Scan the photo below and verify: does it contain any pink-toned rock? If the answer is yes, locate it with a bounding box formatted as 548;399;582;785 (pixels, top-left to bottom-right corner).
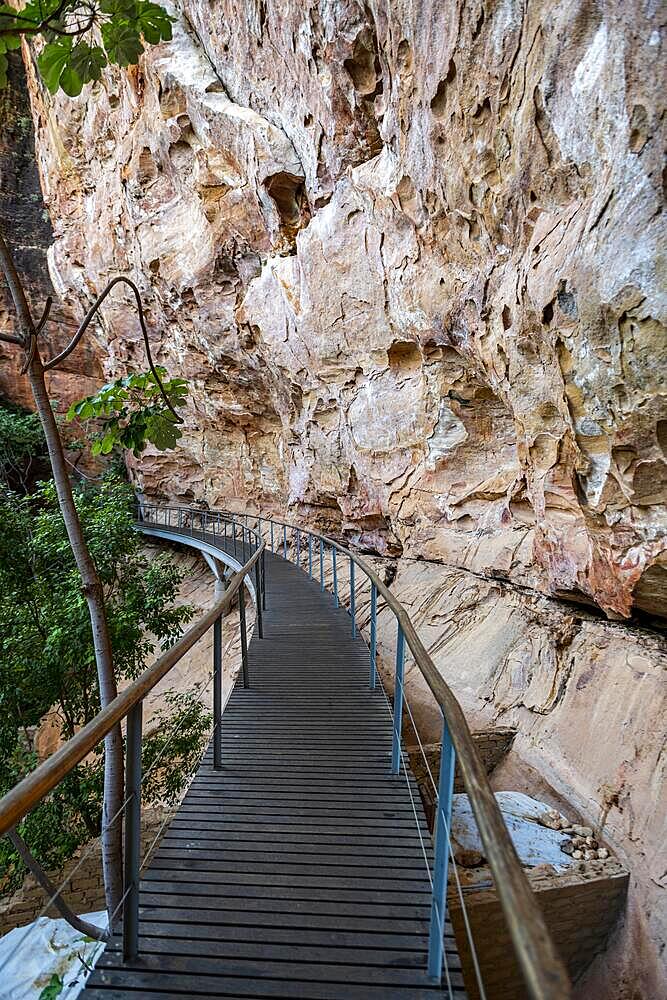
0;3;664;998
10;1;664;621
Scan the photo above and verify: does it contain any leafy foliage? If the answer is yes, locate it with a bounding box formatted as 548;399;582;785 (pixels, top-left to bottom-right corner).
0;474;211;892
0;0;173;96
39;975;64;1000
66;367;189;457
0;399;48;491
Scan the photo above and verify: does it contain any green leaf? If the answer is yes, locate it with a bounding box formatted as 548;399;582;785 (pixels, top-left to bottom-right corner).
145;412;181;451
59;64;83;98
0;5;31;39
0;31;22;55
70;42;107;85
39;974;64;1000
101;20;144;67
99;0;137;14
99;431;116;455
37;37;72;94
135;0;173;44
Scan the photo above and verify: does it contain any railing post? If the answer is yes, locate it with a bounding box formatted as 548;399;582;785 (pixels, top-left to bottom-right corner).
239;586;249;688
254;560;263;639
308;535;313;578
283;524;287;560
428;716;456;981
391;624;405;774
258;516;263;543
332;548;338;607
319;539;324;592
213;615;222;770
270;521;274;552
233;521;238;558
123;701;142;962
350;558;356;637
261;548;267;610
369;582;377;689
296;529;301;566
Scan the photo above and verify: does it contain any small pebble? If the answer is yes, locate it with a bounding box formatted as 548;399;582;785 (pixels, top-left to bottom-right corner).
584;850;597;861
573;850;583;860
572;825;593;838
597;848;609;860
561;840;574;855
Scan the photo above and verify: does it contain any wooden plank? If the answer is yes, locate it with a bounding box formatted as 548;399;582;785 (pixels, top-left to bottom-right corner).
94;951;466;990
80;544;462;999
112;920;455;950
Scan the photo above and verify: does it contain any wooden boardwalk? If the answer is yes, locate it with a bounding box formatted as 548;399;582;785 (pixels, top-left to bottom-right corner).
83;541;466;998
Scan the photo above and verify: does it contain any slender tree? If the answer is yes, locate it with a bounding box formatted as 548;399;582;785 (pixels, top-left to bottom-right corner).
0;231;186;922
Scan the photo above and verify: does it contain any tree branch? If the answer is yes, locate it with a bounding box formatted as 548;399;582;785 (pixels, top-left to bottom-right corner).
19;296;52;374
36;296;53;333
0;234;35;344
44;275;183;423
8;828;108;941
0;330;24;345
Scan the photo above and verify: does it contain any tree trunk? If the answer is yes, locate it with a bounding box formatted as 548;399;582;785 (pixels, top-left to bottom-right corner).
27;346;125;920
0;233;124;922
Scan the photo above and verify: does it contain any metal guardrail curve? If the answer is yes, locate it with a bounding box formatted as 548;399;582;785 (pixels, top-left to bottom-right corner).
0;502;570;998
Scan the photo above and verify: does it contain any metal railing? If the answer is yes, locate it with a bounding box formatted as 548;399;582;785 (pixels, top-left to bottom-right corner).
215;506;571;1000
0;501;571;997
0;506;264;962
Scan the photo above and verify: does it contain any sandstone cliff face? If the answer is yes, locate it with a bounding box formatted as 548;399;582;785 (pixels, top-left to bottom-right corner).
0;54;103;414
21;0;666;621
7;1;667;996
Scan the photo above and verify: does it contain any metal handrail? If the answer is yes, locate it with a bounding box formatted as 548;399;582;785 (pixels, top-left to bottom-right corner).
0;525;262;835
0;501;570;996
217;507;571;1000
0;514;264;960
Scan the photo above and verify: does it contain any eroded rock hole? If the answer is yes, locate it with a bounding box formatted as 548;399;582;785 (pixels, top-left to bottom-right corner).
137;147;158;185
387;340;422;372
430;61;456;117
264;171;310;230
557;283;578;318
344;30;382;96
629;104;649;153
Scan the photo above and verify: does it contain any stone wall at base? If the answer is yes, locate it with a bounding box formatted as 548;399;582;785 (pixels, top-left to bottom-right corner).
449;860;629;1000
407;728;517;828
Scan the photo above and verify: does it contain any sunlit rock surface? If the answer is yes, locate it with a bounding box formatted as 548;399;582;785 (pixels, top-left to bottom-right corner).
0;53;103;415
20;2;666;620
6;2;666;996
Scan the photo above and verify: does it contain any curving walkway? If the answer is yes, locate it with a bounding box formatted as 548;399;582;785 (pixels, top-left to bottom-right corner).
82;532;466;998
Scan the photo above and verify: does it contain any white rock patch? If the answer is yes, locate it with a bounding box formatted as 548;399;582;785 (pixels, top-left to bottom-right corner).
0;912;106;999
